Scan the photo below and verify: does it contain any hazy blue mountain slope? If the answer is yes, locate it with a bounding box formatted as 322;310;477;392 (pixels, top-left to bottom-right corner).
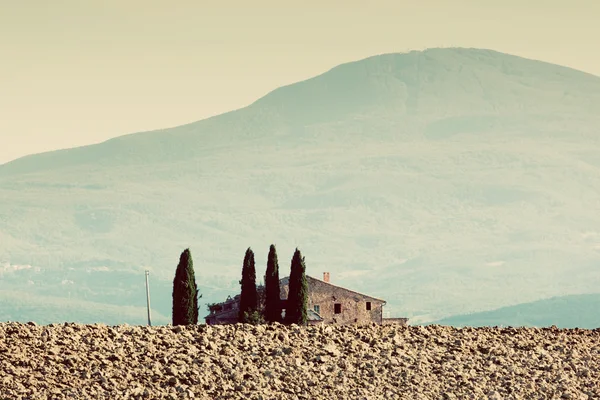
430;294;600;329
0;291;170;326
2;48;599;176
1;48;600;325
254;48;600;124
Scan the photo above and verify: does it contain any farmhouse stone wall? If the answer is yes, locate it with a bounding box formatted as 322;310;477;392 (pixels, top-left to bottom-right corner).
206;275;393;326
280;276;385;325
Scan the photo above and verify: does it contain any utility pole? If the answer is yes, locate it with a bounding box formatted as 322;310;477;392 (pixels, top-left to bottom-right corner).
145;270;152;326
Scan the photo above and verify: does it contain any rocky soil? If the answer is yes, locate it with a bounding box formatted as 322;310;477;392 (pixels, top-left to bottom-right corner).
0;322;599;400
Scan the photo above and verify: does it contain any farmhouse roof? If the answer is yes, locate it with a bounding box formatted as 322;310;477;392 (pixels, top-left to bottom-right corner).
280;275;386;304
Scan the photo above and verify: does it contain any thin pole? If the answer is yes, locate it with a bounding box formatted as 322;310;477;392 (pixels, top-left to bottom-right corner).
145;270;152;326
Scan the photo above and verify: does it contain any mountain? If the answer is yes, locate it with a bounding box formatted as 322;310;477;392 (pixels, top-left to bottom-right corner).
0;289;170;326
430;293;600;329
1;47;600;325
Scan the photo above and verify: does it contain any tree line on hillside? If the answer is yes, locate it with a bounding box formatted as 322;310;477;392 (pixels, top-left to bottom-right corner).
171;245;308;326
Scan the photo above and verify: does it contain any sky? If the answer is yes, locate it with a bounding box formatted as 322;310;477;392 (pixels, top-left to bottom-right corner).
1;0;599;164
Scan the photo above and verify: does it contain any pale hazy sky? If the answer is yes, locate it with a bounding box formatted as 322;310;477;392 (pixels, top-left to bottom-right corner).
1;1;599;164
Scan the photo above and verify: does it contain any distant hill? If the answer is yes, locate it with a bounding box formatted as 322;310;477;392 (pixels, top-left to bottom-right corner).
1;47;600;325
430;294;600;329
0;290;170;326
3;47;600;176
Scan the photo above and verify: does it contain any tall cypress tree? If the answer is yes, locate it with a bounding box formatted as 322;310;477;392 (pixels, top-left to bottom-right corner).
172;248;200;326
263;244;282;323
239;247;258;323
284;248;308;326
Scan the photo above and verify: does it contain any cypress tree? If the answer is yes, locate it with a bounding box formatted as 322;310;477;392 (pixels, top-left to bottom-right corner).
263;244;282;323
239;247;258;323
172;248;200;326
284;248;308;325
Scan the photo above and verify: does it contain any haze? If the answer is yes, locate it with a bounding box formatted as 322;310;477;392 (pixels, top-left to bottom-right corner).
1;0;599;164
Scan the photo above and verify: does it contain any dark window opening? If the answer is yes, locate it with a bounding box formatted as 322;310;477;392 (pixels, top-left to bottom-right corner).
314;305;320;314
334;303;342;314
366;302;372;311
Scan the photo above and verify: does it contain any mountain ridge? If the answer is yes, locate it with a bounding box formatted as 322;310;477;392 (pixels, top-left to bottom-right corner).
430;293;600;329
2;47;600;175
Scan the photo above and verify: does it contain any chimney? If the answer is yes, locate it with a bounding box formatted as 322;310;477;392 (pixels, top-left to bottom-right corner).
323;272;330;283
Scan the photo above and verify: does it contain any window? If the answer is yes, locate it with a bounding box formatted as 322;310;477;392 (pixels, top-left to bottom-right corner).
366;302;372;311
334;303;342;314
314;305;320;314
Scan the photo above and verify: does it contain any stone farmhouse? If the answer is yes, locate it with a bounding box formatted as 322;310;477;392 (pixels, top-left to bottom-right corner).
205;272;408;326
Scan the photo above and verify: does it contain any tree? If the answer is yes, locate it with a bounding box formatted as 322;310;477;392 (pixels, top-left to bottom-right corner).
284;248;308;325
239;247;258;323
172;248;200;325
263;244;282;323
